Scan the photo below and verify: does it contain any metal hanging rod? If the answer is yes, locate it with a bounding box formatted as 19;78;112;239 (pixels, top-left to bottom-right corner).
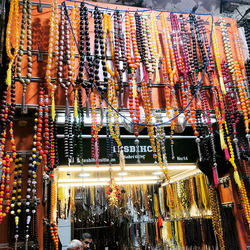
18;1;230;27
3;198;40;205
5;150;33;155
6;103;217;116
14;76;219;89
22;49;127;62
56;134;196;139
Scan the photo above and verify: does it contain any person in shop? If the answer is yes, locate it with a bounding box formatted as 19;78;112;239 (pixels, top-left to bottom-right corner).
67;239;83;250
81;233;93;250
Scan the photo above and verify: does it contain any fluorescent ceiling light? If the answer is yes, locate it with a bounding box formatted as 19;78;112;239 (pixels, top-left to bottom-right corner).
58;180;158;187
124;166;161;171
153;171;163;175
116;180;158;185
161;169;201;186
58;166;121;172
58;176;159;183
58;164;196;172
59;178;110;183
117;172;128;176
79;173;90;177
167;165;196;170
58;182;108;187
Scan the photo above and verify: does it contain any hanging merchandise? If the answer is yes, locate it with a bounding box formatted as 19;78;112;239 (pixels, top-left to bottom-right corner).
0;0;250;248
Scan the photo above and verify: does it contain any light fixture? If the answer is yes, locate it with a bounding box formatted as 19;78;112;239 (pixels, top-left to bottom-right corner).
58;180;158;187
58;164;197;172
58;166;121;172
118;172;128;176
79;173;90;177
58;182;108;187
58;178;110;183
167;165;196;170
161;169;201;186
58;176;159;183
153;171;163;176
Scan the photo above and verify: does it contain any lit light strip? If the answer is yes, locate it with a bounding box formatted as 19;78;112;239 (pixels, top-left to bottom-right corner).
161;169;202;186
116;180;158;185
58;164;196;172
58;166;121;172
58;182;108;187
58;180;158;187
58;176;159;183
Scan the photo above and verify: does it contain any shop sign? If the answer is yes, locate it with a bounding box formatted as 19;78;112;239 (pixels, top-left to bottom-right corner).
58;137;198;165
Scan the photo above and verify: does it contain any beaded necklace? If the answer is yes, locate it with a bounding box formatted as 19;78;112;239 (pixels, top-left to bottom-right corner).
17;0;32;113
220;18;241;106
220;18;235;79
60;4;74;165
189;15;219;185
10;156;22;246
223;120;250;228
113;12;125;104
140;15;156;107
221;62;241;157
5;0;19;87
155;113;169;180
231;20;250;98
114;11;127;106
190;14;207;72
91;89;102;167
171;14;202;159
160;14;178;159
125;12;141;159
46;0;58;121
78;3;91;116
209;185;225;250
93;6;108;96
197;17;214;71
179;15;192;74
0;64;16;130
24;113;42;248
103;13;118;81
200;174;210;211
107;79;121;147
210;17;226;94
103;14;122;155
70;4;79;120
189;15;199;83
0;153;11;224
140;80;157;161
125;12;140;98
44;90;51;172
150;12;162;83
90;7;109;167
50;182;59;250
233;62;250;144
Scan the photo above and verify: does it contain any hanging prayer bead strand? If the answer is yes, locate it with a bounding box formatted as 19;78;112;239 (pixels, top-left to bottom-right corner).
46;0;57;121
150;12;162;83
17;0;32;113
114;11;127;107
125;12;141;161
160;13;178;159
140;79;157;162
5;0;19;87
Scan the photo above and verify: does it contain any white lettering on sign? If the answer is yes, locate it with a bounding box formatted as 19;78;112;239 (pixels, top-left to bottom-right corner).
123;146;129;153
140;146;147;152
130;146;136;152
113;145;152;153
177;156;188;161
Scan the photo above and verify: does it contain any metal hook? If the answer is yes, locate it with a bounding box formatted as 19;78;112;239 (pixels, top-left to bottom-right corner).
37;42;43;62
37;0;43;13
